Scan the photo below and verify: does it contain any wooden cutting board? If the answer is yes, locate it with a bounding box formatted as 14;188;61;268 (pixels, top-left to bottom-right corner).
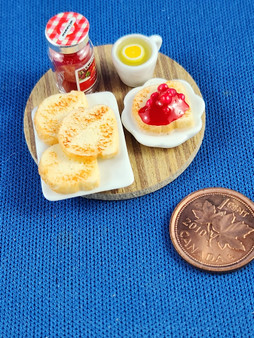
24;44;206;200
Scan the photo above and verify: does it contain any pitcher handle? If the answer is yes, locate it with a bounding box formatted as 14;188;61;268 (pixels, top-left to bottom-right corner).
149;35;162;51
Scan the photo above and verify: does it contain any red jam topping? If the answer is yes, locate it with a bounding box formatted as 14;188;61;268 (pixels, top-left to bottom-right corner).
138;83;190;126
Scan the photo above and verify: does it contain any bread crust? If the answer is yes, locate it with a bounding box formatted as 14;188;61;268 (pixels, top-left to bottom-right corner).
58;105;119;160
34;91;88;145
132;80;194;134
38;144;99;194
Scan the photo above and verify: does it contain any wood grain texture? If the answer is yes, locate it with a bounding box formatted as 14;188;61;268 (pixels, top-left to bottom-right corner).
23;44;206;200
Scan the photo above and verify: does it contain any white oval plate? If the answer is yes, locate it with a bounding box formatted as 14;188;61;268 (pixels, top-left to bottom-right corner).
121;78;205;148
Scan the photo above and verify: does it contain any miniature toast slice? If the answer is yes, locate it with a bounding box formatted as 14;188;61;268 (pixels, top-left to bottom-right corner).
38;144;99;194
58;105;119;160
132;80;194;134
34;91;88;145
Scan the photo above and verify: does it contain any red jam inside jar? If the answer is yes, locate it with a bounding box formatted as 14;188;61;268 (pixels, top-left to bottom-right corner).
45;12;98;93
138;83;190;125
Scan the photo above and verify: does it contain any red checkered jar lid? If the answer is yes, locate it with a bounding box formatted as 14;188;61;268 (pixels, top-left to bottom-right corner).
45;12;90;54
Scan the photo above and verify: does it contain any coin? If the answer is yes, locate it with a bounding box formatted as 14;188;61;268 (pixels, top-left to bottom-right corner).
169;188;254;272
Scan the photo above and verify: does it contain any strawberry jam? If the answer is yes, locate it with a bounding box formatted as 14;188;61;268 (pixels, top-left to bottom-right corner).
138;83;189;125
48;44;97;93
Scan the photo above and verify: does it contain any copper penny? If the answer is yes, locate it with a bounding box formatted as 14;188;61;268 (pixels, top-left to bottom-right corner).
169;188;254;272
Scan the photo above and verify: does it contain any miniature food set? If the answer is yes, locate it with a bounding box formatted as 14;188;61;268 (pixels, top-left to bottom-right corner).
24;12;205;200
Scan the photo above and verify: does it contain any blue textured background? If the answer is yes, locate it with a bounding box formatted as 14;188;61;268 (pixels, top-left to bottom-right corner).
0;0;253;337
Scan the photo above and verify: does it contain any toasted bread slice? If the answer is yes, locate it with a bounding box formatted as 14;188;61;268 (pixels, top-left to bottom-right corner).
34;91;88;145
58;105;119;160
132;80;194;134
38;144;99;194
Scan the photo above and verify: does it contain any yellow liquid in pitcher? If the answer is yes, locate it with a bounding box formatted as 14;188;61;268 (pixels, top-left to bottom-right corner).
117;37;152;66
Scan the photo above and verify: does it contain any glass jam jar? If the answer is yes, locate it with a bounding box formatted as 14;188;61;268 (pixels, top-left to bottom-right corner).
45;12;98;93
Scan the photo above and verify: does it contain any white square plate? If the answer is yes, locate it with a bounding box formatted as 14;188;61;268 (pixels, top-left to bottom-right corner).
32;91;134;201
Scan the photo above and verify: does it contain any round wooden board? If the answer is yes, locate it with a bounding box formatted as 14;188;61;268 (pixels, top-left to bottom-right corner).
24;44;205;200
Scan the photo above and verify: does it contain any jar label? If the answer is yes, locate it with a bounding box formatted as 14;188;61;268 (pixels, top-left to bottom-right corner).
59;17;76;41
75;55;97;92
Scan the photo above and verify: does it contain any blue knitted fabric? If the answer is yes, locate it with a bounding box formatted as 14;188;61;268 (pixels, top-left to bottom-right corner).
0;0;253;337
